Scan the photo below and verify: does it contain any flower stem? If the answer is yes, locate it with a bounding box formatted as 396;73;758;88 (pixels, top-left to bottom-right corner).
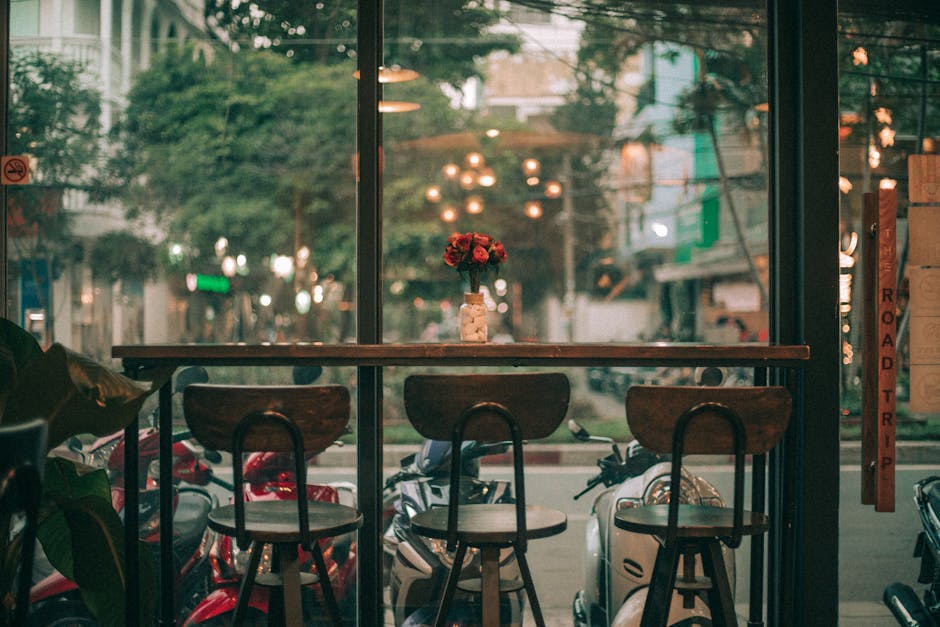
469;268;481;293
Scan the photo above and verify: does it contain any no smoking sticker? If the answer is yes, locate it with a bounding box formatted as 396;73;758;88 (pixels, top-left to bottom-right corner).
1;156;30;185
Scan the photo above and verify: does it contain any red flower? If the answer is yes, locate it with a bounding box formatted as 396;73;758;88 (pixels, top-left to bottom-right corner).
442;231;507;291
490;241;507;263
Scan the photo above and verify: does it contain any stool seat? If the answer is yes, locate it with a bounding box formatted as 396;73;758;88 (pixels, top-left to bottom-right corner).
411;503;567;545
616;504;768;538
208;500;362;544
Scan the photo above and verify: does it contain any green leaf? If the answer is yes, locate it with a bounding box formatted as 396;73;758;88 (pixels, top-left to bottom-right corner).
36;458;156;627
2;344;155;448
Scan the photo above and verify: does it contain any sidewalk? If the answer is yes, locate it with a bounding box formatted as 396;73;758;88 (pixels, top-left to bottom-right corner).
314;440;940;467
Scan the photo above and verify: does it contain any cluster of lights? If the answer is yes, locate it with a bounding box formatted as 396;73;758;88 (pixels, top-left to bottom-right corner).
424;135;563;222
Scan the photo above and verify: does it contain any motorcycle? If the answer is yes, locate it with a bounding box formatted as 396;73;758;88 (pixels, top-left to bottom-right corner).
27;366;221;626
884;476;940;627
569;419;734;627
182;414;357;625
385;439;524;627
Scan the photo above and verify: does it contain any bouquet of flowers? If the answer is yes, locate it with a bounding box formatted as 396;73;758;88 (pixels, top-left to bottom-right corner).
443;231;507;293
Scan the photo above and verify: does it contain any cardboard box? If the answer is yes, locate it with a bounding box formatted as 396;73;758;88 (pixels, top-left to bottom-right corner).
909;267;940;317
908;206;940;266
910;364;940;414
909;155;940;203
910;316;940;364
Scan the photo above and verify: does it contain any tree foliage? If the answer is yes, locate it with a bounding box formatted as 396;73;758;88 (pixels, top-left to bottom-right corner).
6;51;103;268
205;0;519;86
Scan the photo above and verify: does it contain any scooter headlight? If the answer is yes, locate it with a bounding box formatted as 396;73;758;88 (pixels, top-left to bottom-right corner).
422;537;477;569
643;474;698;506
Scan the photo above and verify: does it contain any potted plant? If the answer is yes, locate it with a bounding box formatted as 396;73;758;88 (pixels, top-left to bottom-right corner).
0;318;170;627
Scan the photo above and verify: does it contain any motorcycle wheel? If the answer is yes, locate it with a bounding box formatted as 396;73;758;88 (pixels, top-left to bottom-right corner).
27;600;98;627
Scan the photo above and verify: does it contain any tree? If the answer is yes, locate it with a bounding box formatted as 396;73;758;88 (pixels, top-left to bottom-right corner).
6;51;104;341
115;44;469;340
205;0;519;86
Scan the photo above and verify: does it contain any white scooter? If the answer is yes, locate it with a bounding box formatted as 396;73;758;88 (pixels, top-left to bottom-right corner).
570;418;735;627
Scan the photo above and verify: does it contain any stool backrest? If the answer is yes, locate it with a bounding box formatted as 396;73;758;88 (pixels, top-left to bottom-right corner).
625;385;792;455
626;385;791;548
404;373;570;442
183;384;350;454
183;384;350;550
404;373;570;552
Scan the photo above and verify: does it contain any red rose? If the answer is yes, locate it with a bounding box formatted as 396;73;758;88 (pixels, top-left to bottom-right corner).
490;241;507;263
474;234;493;248
471;245;490;265
455;232;474;252
444;247;463;267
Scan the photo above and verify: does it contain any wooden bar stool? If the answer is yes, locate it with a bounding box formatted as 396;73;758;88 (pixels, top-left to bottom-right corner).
615;385;792;627
183;384;362;627
403;373;570;627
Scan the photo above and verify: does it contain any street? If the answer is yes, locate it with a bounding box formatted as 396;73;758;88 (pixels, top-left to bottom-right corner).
303;461;934;625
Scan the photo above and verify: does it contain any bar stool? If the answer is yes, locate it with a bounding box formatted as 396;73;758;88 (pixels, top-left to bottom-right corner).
0;418;48;626
183;384;362;627
615;385;792;627
403;373;570;627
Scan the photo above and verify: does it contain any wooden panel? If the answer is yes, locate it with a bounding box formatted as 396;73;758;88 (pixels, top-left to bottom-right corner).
910;267;940;316
910;317;940;364
113;343;811;369
907;206;940;266
183;384;350;454
908;154;940;203
876;189;896;512
911;365;940;413
624;385;791;455
403;373;570;441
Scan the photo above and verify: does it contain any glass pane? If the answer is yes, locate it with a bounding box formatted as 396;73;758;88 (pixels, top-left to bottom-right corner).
382;1;770;346
380;1;769;624
6;1;357;359
837;9;940;624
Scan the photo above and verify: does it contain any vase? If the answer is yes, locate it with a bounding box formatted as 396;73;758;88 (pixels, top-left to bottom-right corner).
459;292;487;342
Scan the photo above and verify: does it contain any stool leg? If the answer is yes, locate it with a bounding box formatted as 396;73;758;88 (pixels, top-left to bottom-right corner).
279;543;303;627
640;541;681;627
480;546;500;627
515;550;547;627
433;542;468;627
310;539;344;626
233;541;264;627
701;539;737;627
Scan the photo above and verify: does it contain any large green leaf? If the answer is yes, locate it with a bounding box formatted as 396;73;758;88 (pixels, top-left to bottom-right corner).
37;458;156;627
2;344;161;447
0;318;44;405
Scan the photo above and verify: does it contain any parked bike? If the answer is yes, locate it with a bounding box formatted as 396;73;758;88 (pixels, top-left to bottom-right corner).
569;419;733;627
385;439;524;626
27;366;220;626
182;366;358;627
884;476;940;627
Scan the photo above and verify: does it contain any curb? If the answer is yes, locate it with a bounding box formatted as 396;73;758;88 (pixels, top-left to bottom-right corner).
312;441;940;468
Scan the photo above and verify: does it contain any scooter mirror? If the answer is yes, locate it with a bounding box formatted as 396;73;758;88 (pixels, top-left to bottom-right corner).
568;419;591;441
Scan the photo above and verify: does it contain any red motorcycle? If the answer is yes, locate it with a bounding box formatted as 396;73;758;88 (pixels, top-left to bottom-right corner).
182;447;358;626
27;367;220;626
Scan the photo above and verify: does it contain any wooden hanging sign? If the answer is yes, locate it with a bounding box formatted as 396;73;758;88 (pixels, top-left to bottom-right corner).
875;188;896;512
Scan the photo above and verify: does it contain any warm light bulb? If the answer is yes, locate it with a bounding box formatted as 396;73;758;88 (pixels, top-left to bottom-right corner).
879;178;897;190
441;206;458;222
465;196;484;215
522;158;541;177
524;200;543;219
868;146;881;169
477;168;496;188
852;47;868;66
459;170;476;190
485;128;500;138
879;127;896;147
465;152;485;168
839;177;853;194
442;163;460;180
544;180;563;198
425;185;442;202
